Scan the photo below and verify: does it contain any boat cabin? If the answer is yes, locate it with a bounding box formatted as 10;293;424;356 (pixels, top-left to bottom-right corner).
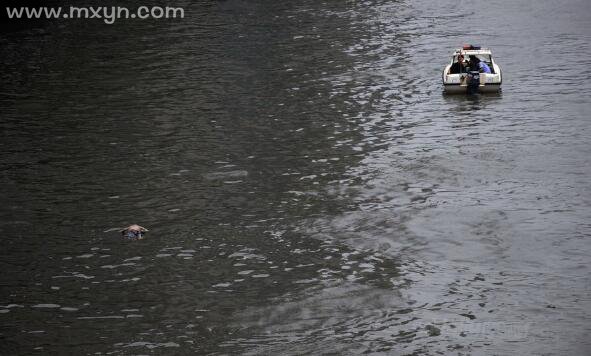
448;48;496;74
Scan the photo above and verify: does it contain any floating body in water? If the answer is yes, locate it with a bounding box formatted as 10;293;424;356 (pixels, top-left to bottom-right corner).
120;224;148;240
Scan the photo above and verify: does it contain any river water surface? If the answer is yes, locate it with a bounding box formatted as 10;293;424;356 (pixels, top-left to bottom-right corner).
1;0;590;355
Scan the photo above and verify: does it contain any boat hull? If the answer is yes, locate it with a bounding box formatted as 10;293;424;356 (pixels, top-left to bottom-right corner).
444;83;501;94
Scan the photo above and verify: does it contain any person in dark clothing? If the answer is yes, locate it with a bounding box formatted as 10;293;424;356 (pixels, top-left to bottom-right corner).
449;54;466;74
468;55;492;73
468;55;480;71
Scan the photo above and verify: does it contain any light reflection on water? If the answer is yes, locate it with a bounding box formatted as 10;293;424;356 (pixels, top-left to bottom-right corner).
1;0;590;354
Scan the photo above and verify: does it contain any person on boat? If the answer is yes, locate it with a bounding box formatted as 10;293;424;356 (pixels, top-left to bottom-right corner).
450;54;467;74
478;60;492;73
469;55;491;73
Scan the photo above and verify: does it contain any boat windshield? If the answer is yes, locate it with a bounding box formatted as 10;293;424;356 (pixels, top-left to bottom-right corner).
471;54;491;63
454;54;491;62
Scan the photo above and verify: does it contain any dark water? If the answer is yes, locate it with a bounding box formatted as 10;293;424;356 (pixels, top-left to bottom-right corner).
1;0;590;354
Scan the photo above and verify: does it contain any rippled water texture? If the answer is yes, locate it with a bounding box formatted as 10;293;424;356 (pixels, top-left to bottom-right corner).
1;0;590;354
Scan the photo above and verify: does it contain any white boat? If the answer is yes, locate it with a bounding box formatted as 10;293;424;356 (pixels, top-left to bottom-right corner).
442;45;502;94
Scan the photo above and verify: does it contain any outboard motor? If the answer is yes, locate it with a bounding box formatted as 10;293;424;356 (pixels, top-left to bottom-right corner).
466;71;480;94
